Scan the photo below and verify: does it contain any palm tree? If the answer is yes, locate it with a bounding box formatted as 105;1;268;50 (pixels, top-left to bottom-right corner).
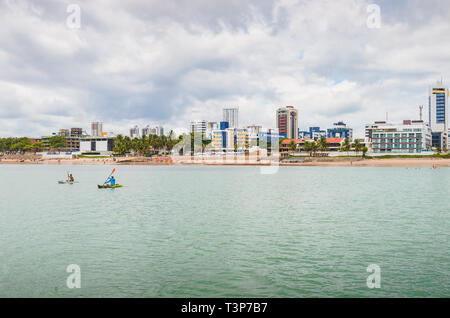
289;140;297;155
340;138;351;155
317;136;328;154
362;146;368;157
303;141;318;156
303;141;312;156
311;141;319;156
123;136;132;154
352;139;363;156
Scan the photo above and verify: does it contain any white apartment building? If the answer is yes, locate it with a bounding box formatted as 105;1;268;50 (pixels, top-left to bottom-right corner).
190;120;207;134
142;125;164;137
223;108;239;128
130;125;140;138
370;120;432;153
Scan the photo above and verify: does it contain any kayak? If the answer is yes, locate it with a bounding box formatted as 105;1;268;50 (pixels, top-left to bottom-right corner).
58;181;78;184
97;184;123;189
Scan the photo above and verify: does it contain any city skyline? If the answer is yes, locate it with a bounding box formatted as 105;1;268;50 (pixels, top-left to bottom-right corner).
1;1;450;138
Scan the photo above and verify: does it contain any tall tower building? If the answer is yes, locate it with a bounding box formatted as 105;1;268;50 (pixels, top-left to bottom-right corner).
223;107;239;128
190;120;207;134
276;106;298;139
130;125;140;138
429;80;448;149
91;122;103;137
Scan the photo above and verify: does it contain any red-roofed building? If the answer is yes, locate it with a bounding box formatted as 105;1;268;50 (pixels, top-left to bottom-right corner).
280;138;345;153
280;139;304;153
326;138;345;151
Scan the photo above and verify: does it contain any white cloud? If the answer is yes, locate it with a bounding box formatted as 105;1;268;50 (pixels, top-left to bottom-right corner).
0;0;449;138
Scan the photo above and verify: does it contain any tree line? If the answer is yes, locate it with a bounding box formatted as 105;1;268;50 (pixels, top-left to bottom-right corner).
281;136;368;157
0;136;67;154
112;131;183;155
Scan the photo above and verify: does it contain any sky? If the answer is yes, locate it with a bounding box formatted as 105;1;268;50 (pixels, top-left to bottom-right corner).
0;0;449;138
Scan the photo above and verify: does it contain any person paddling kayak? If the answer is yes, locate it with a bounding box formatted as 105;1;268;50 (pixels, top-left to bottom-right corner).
68;174;74;182
105;175;116;187
98;169;122;188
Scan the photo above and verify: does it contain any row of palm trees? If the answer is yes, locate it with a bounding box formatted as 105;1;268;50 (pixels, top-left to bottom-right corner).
340;138;368;156
285;136;368;157
113;131;180;156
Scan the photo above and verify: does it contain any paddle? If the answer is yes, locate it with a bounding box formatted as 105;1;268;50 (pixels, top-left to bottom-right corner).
103;168;116;186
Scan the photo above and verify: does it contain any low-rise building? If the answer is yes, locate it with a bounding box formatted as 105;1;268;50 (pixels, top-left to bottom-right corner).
279;137;345;153
211;128;249;152
79;136;115;154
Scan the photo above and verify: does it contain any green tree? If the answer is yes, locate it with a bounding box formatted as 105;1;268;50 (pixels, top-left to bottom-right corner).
317;136;328;153
113;134;127;155
289;140;297;155
352;139;363;156
362;146;368;157
340;138;351;155
11;137;32;154
303;140;318;156
48;135;67;153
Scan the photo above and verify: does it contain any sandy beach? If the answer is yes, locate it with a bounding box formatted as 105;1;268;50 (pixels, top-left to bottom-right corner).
1;154;449;167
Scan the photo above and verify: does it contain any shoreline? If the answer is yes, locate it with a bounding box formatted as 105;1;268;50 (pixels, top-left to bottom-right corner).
1;156;449;167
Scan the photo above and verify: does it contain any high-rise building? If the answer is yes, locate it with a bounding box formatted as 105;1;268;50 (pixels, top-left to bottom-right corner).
142;125;151;136
276;106;298;139
58;129;69;137
190;120;207;134
70;128;83;137
247;125;262;135
130;125;140;138
142;125;164;137
91;122;103;137
429;80;448;149
223;107;239;128
327;121;353;141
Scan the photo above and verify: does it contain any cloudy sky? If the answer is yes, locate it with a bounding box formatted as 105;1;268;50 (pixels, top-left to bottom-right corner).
0;0;449;138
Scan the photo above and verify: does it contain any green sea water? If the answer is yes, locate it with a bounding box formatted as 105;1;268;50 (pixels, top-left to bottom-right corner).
0;164;448;297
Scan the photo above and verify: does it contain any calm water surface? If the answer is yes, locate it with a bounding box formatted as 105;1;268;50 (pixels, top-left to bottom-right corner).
0;164;448;297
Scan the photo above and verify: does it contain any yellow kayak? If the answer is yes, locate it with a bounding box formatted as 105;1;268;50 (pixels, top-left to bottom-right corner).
97;184;123;189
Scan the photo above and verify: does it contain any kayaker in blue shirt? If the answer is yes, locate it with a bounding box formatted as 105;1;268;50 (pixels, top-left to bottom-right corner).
105;176;116;186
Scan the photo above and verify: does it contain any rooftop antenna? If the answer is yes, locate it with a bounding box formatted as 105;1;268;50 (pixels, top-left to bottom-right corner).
386;111;388;122
419;105;423;121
